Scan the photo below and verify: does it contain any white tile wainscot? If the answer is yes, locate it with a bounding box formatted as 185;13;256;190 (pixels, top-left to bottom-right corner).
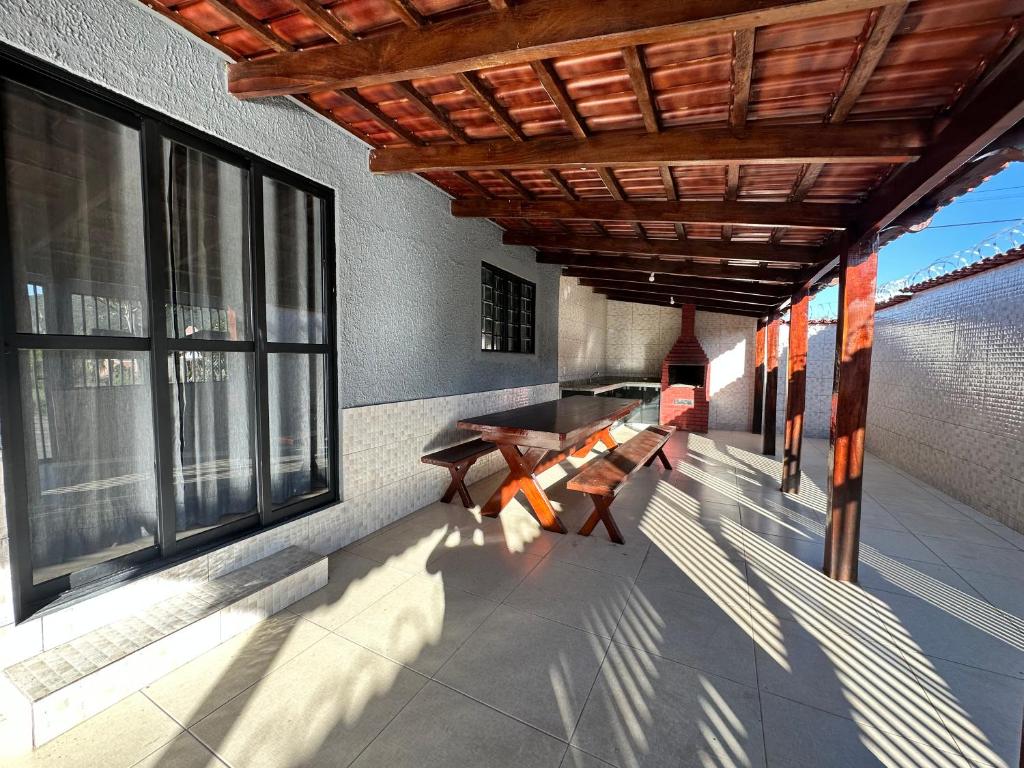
342;383;561;533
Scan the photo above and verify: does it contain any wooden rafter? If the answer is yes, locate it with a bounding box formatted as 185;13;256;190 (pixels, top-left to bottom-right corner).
495;170;533;199
451;198;849;229
227;0;900;97
729;28;755;128
535;252;810;283
452;171;494;198
208;0;294;52
622;46;659;133
457;72;523;141
334;88;424;145
388;0;426;28
531;60;587;138
508;232;819;264
391;80;468;143
369;121;927;172
290;0;355;44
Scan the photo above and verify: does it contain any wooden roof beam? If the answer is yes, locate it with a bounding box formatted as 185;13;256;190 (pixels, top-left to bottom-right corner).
290;0;356;44
369;121;928;173
228;0;902;97
536;252;809;283
578;279;779;306
562;267;793;296
507;232;818;264
452;198;850;230
597;290;770;316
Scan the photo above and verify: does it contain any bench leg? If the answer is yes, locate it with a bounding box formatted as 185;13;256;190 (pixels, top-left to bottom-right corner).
578;494;624;545
440;459;476;508
643;447;672;471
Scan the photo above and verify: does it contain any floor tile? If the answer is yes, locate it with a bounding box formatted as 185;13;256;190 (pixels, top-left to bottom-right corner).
894;512;1016;549
349;681;566;768
424;538;542;601
911;656;1024;768
435;605;609;739
635;543;749;605
859;527;944;565
915;537;1024;580
614;582;758;686
191;634;427;768
7;693;182;768
144;611;328;726
954;568;1024;625
131;732;225;768
867;588;1024;679
560;747;615;768
286;550;411;630
504;559;633;639
761;693;970;768
857;557;984;602
547;532;651;581
754;617;957;755
572;643;765;768
337;574;497;675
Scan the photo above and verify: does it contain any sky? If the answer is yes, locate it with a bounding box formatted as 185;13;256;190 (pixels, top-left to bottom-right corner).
810;161;1024;317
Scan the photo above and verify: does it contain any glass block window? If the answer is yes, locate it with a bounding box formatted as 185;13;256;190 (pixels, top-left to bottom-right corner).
481;263;535;354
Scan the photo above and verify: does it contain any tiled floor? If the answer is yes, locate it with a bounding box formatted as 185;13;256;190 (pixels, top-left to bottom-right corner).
10;430;1024;768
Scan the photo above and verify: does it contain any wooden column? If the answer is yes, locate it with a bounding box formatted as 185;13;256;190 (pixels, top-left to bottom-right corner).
824;239;878;582
752;317;766;433
782;289;809;493
761;314;780;455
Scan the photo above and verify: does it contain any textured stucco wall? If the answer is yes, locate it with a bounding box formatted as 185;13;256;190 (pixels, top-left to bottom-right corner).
0;0;559;409
557;278;608;380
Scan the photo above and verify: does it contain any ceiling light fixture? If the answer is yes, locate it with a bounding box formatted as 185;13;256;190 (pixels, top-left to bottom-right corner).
649;272;655;282
670;296;675;305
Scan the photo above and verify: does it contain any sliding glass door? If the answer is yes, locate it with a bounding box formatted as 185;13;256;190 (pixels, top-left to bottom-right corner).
0;57;337;617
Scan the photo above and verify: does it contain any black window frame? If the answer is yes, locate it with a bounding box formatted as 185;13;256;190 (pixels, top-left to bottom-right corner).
480;262;535;354
0;47;339;620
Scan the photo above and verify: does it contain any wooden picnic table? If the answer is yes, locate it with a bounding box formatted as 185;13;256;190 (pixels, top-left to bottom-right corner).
457;395;640;533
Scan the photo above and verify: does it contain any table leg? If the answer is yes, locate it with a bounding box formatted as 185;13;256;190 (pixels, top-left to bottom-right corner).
480;444;568;534
571;426;617;458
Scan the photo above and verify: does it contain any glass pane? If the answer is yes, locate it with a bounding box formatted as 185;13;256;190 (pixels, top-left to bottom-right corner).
263;177;325;343
169;351;257;539
2;81;147;337
268;354;329;506
164;140;251;340
19;350;157;586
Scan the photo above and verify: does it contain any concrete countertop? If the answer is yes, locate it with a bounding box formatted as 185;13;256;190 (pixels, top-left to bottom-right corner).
559;377;661;394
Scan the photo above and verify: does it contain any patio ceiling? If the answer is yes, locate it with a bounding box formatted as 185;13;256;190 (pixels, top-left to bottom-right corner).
146;0;1024;312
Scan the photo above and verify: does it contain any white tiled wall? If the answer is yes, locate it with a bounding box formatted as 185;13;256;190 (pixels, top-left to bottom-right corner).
696;312;757;431
775;323;837;439
774;260;1023;532
605;300;679;375
557;278;608;380
866;262;1024;532
341;383;560;529
599;300;757;430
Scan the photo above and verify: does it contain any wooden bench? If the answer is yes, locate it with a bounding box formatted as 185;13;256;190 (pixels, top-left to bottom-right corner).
422;438;498;508
566;425;676;544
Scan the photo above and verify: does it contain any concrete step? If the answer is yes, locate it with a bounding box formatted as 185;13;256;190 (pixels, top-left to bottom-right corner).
1;545;327;748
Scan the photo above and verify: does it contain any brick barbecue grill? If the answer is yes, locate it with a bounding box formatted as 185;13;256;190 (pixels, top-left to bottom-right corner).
660;304;709;433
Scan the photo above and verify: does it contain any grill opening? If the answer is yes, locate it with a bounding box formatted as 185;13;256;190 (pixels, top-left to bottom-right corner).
668;364;705;387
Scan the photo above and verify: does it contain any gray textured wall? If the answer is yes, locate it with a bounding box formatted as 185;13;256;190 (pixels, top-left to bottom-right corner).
0;0;559;410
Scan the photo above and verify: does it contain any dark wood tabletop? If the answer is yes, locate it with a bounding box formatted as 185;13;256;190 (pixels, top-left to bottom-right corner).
458;395;640;451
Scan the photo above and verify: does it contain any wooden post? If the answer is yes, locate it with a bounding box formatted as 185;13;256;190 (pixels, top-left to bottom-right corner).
824;239;878;582
761;314;780;455
752;317;766;433
782;289;809;493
